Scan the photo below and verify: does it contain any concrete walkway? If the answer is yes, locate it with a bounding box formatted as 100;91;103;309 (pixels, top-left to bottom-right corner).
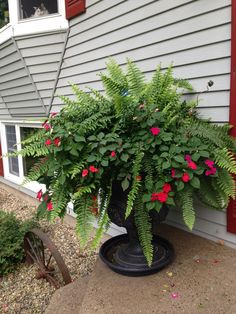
45;224;236;314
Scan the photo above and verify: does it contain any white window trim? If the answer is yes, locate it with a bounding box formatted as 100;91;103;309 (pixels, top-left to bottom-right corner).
0;0;68;44
0;120;44;193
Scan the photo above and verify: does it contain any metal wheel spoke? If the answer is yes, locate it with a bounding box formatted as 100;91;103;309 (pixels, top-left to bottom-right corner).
24;228;72;289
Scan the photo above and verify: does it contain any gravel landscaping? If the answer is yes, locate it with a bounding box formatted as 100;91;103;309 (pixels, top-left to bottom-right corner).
0;184;98;313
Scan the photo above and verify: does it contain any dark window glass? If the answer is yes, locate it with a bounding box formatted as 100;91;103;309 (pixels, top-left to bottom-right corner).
20;127;38;176
19;0;58;19
0;0;9;28
5;125;19;176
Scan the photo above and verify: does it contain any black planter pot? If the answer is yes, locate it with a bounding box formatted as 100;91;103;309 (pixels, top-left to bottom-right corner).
99;181;174;276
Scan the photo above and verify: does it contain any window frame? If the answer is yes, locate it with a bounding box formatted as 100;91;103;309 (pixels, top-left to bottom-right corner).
0;121;41;187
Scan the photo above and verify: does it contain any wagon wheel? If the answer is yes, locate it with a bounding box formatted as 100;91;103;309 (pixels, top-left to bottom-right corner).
24;228;72;289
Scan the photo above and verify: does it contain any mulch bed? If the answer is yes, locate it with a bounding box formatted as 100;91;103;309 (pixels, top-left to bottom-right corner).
0;185;97;313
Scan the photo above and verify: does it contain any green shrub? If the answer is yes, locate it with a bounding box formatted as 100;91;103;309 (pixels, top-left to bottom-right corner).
0;210;37;276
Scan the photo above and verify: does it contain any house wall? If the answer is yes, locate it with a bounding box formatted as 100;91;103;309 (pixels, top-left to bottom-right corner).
52;0;236;247
0;30;67;119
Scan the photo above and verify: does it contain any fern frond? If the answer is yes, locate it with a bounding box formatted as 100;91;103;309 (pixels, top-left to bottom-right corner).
217;168;236;199
23;157;49;183
126;59;145;98
135;195;153;266
177;188;195;230
91;212;110;249
74;195;95;247
214;148;236;174
125;150;144;218
197;178;225;210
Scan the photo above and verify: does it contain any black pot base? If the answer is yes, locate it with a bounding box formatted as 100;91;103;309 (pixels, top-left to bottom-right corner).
99;234;174;277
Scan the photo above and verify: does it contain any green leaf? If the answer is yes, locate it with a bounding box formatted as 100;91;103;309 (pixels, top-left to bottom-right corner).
101;159;109;167
142;194;151;203
191;153;200;161
199;151;209;158
87;155;96;162
146;202;155;210
99;147;107;155
121;153;129;162
176;181;184;191
70;148;79;157
166;197;175;206
154;201;162;212
121;177;130;191
190;177;200;189
88;135;96;141
162;160;171;170
174;155;185;163
74;135;86;142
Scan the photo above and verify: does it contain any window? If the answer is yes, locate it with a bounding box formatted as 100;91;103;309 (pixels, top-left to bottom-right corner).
0;0;9;28
19;0;58;20
0;122;41;188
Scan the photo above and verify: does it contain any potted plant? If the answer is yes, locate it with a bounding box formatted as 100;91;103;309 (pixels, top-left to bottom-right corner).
19;59;236;276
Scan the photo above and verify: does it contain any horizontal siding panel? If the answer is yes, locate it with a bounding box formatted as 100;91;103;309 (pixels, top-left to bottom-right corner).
0;77;32;90
6;99;44;109
39;90;54;98
9;107;46;115
69;0;125;27
66;3;230;58
63;24;231;70
20;43;65;58
0;44;16;60
0;53;21;68
27;62;60;75
198;107;229;122
1;84;35;97
0;69;28;84
195;91;230;108
16;32;67;49
69;0;158;37
24;54;62;66
3;92;39;102
35;81;55;90
0;60;25;76
60;41;230;79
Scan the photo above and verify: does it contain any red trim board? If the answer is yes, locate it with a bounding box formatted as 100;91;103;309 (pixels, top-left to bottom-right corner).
227;0;236;234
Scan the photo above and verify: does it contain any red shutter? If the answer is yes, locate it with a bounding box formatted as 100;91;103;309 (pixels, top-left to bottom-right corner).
227;0;236;234
0;142;4;177
65;0;86;20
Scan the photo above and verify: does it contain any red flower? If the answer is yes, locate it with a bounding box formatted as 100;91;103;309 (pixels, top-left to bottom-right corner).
111;151;116;157
187;161;197;170
44;195;49;202
151;192;168;203
45;139;51;146
42;120;51;131
171;168;176;178
89;165;99;173
50;112;57;117
150;127;160;136
136;175;142;181
185;155;192;162
182;172;190;182
91;207;98;215
82;169;89;177
36;189;43;201
205;159;215;168
205;167;217;176
47;201;53;211
163;183;171;193
91;195;97;201
54;137;61;147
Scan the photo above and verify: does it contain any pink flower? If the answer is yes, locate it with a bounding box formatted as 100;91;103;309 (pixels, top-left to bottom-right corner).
185;155;192;162
171;168;176;178
150;127;160;136
36;189;43;201
205;159;215;168
151;192;159;202
47;201;53;211
89;165;99;173
50;112;57;117
44;195;49;202
45;139;51;146
82;169;89;177
205;167;217;176
54;137;61;147
111;151;116;157
182;172;190;182
163;183;171;193
187;161;197;170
